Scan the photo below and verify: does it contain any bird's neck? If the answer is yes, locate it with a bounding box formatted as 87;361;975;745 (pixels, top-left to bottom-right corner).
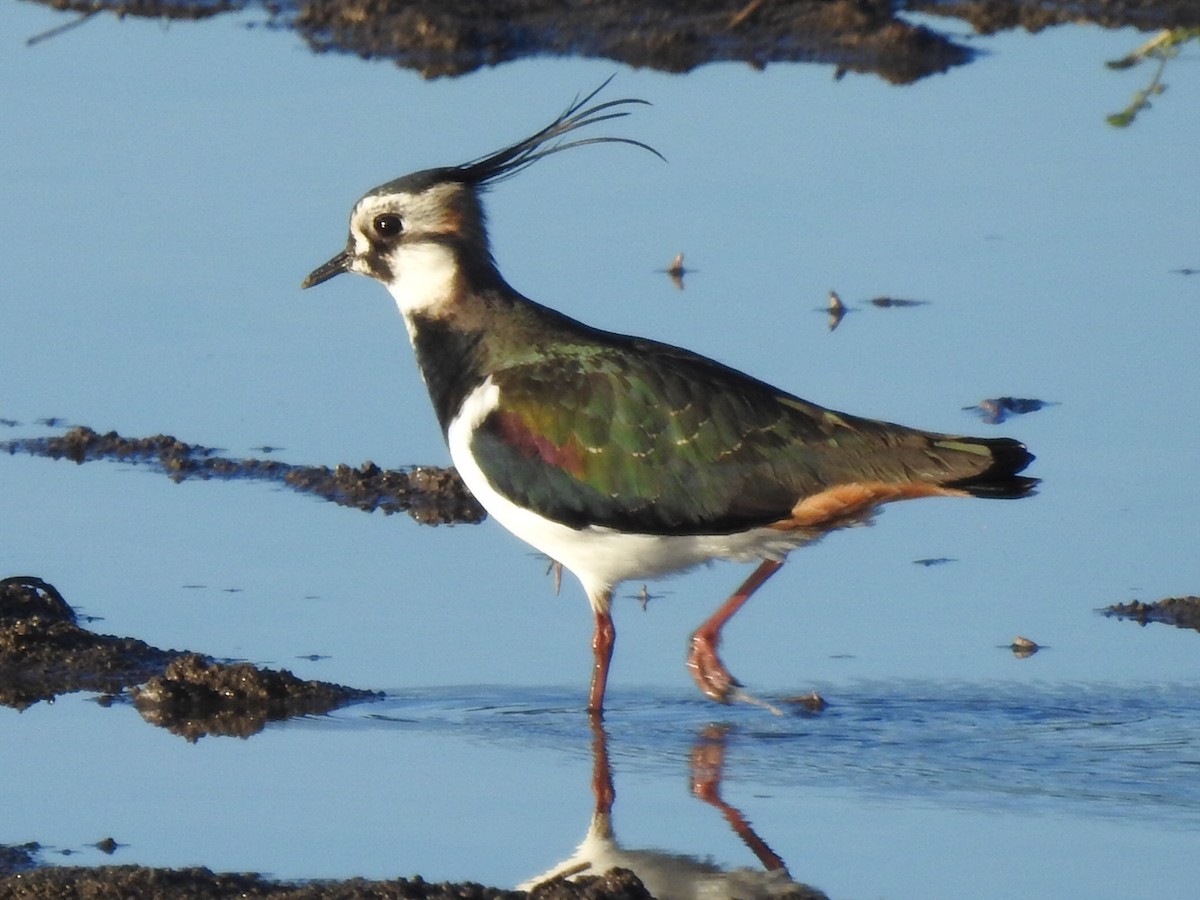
406;312;488;435
388;240;611;434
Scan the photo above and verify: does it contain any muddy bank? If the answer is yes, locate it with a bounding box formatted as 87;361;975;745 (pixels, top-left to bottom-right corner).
0;843;39;877
3;426;485;527
26;0;1200;84
1103;595;1200;632
0;576;379;735
0;862;677;900
0;575;182;710
287;0;965;84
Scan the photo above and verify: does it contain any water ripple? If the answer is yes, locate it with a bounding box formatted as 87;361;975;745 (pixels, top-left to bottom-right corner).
337;680;1200;827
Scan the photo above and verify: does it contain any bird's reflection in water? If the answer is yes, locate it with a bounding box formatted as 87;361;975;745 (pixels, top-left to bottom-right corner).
521;721;829;900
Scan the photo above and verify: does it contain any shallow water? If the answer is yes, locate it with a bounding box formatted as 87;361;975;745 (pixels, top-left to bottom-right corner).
355;682;1200;824
7;683;1200;896
3;2;1199;898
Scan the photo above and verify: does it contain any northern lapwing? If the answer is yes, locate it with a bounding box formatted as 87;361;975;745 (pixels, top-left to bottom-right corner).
302;83;1036;716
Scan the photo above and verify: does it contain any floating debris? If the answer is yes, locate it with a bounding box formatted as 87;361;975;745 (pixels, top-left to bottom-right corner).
1103;595;1200;633
964;397;1055;425
659;252;690;291
93;837;123;855
1009;636;1040;658
24;8;99;46
783;691;829;713
1106;28;1198;127
541;557;564;595
825;290;848;331
625;585;671;611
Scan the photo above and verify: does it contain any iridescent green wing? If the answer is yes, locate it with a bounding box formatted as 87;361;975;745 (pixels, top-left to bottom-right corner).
469;341;850;534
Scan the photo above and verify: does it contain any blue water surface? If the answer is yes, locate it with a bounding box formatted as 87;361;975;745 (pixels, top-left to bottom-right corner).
2;3;1198;899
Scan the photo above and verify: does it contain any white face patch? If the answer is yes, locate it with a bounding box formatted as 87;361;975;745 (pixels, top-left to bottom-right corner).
386;241;459;330
345;185;466;329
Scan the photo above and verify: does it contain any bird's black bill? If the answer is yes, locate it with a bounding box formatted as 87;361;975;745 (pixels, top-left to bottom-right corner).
302;250;352;289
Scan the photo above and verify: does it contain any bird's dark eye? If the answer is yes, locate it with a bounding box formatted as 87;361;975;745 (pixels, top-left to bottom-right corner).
372;214;403;238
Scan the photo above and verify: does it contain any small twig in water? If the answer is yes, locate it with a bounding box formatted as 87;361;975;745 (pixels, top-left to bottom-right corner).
26;10;99;47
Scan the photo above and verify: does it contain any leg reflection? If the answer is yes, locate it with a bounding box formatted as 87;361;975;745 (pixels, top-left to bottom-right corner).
521;718;827;900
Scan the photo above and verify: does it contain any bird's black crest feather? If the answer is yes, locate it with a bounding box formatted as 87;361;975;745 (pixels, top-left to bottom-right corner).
453;76;664;187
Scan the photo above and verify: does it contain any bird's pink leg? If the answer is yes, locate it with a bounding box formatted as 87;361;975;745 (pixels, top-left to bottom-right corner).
588;598;615;718
687;559;784;704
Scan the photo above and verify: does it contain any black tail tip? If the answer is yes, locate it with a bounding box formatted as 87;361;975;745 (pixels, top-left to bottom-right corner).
954;440;1038;499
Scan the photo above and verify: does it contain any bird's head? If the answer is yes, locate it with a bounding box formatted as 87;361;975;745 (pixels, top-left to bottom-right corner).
302;79;662;318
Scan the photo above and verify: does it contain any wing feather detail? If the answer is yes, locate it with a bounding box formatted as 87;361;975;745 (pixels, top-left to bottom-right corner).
468;343;1030;535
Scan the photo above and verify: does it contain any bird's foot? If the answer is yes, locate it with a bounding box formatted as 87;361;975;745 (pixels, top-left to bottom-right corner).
687;630;739;702
729;688;785;716
687;632;783;715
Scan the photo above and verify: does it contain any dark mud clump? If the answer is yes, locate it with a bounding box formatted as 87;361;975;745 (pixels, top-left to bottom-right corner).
132;653;381;741
288;460;485;527
0;576;184;710
0;576;380;735
1103;595;1200;633
868;296;927;308
0;842;41;877
0;862;656;900
3;426;486;526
